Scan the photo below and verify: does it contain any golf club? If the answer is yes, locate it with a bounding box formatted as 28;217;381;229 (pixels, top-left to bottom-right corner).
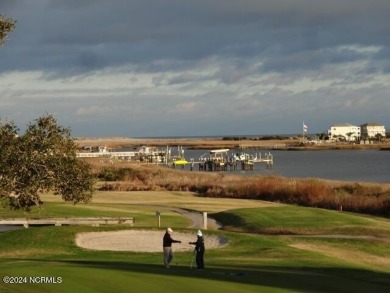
190;250;195;270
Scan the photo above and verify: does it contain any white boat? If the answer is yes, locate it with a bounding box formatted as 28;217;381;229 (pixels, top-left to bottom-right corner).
209;149;230;154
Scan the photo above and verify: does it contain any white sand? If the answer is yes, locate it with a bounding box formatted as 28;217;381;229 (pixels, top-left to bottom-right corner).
76;230;228;252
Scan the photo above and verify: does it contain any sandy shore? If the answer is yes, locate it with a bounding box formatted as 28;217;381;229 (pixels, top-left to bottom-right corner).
76;230;228;252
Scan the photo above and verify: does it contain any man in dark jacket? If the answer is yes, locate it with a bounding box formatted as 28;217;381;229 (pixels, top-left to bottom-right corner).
189;230;205;270
163;227;181;268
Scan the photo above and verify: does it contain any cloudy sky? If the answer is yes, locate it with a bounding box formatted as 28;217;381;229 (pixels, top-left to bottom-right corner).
1;0;389;137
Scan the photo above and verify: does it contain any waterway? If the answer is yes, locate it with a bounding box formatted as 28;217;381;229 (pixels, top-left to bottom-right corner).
178;148;390;184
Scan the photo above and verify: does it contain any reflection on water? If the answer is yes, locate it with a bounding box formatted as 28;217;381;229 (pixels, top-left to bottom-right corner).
180;149;390;183
0;225;22;232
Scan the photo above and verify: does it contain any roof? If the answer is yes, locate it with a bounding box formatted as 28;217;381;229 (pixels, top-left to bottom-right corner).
330;123;359;127
360;122;384;127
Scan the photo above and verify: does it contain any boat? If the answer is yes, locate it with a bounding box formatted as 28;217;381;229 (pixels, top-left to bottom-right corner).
172;159;188;165
209;149;230;154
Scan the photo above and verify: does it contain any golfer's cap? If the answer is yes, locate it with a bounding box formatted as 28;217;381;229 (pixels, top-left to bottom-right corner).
167;228;173;233
197;230;202;236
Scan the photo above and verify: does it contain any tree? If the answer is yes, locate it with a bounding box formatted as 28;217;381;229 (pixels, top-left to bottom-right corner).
0;114;95;212
317;132;328;140
375;133;384;142
0;14;16;46
345;132;355;142
361;133;369;144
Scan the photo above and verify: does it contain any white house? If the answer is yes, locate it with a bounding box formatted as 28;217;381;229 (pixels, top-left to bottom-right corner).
360;123;386;140
328;123;361;141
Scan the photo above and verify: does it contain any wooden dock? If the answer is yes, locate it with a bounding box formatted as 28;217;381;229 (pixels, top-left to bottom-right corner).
77;145;274;172
189;149;273;172
0;217;135;228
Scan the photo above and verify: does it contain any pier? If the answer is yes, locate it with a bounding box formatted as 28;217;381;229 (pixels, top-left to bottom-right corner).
77;145;273;172
193;149;273;172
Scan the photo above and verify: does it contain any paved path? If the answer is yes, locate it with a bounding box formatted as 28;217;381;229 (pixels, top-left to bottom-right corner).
171;208;222;230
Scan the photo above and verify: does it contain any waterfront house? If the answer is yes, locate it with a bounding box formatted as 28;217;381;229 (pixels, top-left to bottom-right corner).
328;123;361;142
360;123;386;141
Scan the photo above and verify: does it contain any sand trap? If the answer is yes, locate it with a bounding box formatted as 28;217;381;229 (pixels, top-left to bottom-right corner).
76;230;228;252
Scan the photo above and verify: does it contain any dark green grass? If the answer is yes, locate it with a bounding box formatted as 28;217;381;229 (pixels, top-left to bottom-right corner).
1;203;389;292
0;225;389;293
2;258;389;293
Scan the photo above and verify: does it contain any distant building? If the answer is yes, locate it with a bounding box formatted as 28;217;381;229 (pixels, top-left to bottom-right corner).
360;123;386;140
328;123;361;142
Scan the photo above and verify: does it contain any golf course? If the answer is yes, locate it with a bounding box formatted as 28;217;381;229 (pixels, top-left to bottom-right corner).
0;190;389;293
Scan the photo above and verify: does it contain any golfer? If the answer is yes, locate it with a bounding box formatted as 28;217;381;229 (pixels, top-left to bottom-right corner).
189;230;205;270
163;227;181;268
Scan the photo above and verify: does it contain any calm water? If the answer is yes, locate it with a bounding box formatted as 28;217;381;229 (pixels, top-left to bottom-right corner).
179;149;390;183
0;226;21;232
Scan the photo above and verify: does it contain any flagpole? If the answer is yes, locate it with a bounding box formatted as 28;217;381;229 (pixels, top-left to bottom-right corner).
302;121;308;143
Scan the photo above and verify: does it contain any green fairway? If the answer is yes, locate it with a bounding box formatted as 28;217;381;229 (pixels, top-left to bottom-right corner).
1;191;389;292
212;206;390;236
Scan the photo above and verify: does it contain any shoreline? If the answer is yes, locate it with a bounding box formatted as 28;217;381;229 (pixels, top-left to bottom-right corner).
75;137;390;151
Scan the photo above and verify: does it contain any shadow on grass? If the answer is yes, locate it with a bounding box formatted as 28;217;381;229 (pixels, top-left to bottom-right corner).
12;259;390;293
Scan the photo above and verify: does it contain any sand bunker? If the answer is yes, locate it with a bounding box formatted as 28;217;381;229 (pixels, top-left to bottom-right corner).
76;230;228;252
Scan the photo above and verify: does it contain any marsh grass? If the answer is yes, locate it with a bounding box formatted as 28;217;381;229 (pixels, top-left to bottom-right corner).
92;163;390;217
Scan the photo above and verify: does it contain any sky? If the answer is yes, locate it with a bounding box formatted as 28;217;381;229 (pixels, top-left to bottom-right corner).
0;0;389;137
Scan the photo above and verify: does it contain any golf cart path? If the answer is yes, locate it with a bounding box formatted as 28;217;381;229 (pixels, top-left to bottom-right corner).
170;208;222;230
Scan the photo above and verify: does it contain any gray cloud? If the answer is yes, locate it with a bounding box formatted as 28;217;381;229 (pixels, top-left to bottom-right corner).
1;0;389;74
1;0;389;136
